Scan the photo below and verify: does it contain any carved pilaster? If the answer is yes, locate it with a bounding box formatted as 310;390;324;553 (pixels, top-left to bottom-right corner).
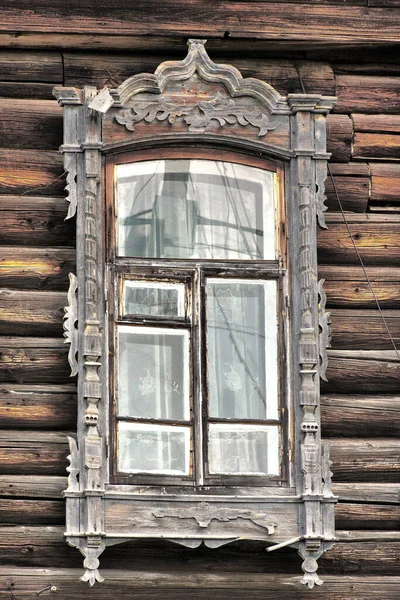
63;273;78;377
318;279;332;382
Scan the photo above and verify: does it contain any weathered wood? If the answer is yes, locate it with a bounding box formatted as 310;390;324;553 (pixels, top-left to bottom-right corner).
0;568;400;598
317;221;400;265
0;289;66;336
321;539;400;575
0;475;66;498
329;309;400;349
354;133;400;159
0;337;71;384
335;75;400;113
321;394;400;436
0;195;73;246
326;114;352;162
319;265;400;309
0;50;63;82
0;81;55;99
370;163;400;203
0;2;399;46
0;247;75;290
324;350;400;393
0;99;62;150
0;430;70;476
353;114;400;133
324;174;369;212
0;499;64;524
0;383;76;428
328;438;400;482
333;483;400;504
335;503;400;530
0;149;64;196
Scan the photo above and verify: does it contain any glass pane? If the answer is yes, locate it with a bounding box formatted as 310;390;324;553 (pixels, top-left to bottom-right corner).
118;422;190;475
208;424;279;475
117;326;190;420
123;281;186;318
116;160;276;260
207;280;278;420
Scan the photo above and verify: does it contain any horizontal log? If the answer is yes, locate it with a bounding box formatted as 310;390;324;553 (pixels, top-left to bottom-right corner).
353;114;400;133
324;350;400;393
0;2;399;46
330;309;400;349
0;99;62;150
0;499;64;524
326;114;352;162
0;568;400;598
0;50;63;82
353;133;400;159
328;438;400;482
335;502;400;530
0;195;74;246
328;162;370;176
321;539;400;575
0;81;55;99
321;394;400;437
0;149;64;196
335;75;400;113
0;383;76;428
333;483;400;504
0;430;71;476
0;247;75;290
0;289;66;336
325;174;369;212
317;221;400;265
0;475;66;498
0;337;71;384
370;163;400;203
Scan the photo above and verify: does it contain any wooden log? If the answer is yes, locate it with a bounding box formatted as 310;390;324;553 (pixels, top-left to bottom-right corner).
0;99;62;150
0;149;64;197
0;289;66;336
324;174;369;212
329;309;400;349
326;114;352;162
0;81;55;100
370;163;400;203
0;430;70;476
0;475;66;498
0;195;74;246
333;483;400;504
319;265;400;309
354;133;400;160
0;499;64;525
353;114;400;133
324;350;400;393
328;438;400;482
335;503;400;530
0;383;76;428
0;50;63;82
0;337;71;384
321;538;400;575
0;247;75;290
318;220;400;265
335;75;400;114
0;568;399;599
321;395;400;437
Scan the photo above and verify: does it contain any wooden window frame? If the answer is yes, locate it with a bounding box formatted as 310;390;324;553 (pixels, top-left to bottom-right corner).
54;39;337;589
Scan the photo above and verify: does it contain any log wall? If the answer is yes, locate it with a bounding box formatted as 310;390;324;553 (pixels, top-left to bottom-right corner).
0;3;399;596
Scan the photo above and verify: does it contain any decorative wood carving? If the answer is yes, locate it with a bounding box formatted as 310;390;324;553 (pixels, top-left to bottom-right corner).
318;279;332;382
63;273;78;377
54;39;337;588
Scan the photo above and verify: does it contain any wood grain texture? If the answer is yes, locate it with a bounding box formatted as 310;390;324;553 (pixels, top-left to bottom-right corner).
326;114;353;162
0;247;75;290
0;99;63;150
0;2;399;46
329;309;400;349
370;163;400;203
324;350;400;393
0;383;76;428
325;175;369;212
0;430;70;475
0;289;66;336
335;75;400;113
335;503;400;530
0;50;63;82
0;474;67;498
353;133;400;159
0;195;73;246
329;438;400;482
321;394;400;436
0;149;64;196
333;483;400;504
0;498;64;524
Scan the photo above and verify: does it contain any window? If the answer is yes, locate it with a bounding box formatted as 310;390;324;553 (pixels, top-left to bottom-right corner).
54;39;337;589
107;152;286;484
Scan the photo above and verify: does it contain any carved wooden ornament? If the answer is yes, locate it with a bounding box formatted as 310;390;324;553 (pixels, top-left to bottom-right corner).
54;39;337;589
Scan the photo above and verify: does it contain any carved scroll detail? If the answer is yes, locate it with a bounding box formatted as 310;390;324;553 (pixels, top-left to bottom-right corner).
318;279;331;383
315;160;329;230
80;538;105;587
65;153;78;219
63;273;78;377
115;92;277;137
153;503;277;534
66;436;79;492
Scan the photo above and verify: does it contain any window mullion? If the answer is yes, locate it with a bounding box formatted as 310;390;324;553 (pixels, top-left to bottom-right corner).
193;266;204;485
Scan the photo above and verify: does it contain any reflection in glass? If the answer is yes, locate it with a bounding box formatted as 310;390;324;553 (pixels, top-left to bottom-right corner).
207;280;278;420
117;326;190;420
123;281;186;318
208;424;279;475
116;160;276;260
118;422;190;474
